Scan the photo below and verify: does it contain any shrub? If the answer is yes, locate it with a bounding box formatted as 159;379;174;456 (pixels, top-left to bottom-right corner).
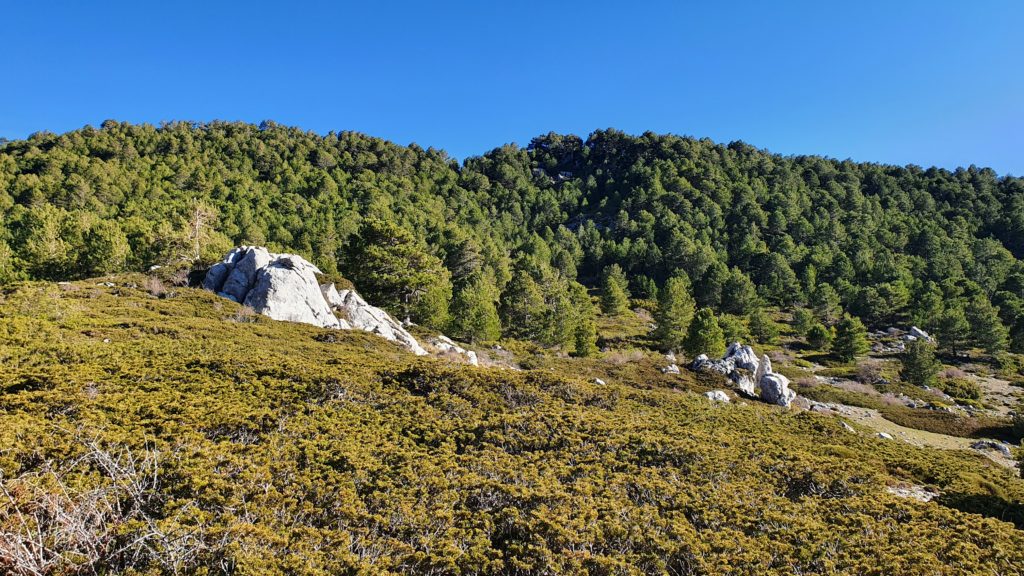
937;377;982;402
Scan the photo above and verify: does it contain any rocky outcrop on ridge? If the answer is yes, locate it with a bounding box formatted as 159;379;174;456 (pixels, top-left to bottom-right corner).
204;247;428;355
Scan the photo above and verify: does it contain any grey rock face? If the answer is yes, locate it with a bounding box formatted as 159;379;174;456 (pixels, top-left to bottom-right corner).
321;284;427;356
724;342;759;373
204;247;428;355
205;247;340;328
759;373;796;407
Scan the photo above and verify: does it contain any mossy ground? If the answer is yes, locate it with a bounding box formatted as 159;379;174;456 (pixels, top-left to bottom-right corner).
2;278;1024;575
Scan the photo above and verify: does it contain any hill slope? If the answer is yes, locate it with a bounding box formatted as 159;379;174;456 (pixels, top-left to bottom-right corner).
1;278;1023;574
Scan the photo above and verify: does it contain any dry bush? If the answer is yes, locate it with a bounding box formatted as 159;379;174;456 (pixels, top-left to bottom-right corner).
230;306;259;324
142;276;169;298
603;349;646;365
0;435;212;576
856;359;884;384
940;366;968;380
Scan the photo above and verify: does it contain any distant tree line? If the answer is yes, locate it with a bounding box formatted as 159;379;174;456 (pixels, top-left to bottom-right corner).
2;121;1024;354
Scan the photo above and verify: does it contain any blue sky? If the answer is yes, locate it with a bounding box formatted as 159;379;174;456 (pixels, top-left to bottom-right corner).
2;1;1022;174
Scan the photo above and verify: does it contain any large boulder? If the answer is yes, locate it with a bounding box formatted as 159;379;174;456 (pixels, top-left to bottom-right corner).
321;284;427;356
724;342;759;373
205;247;340;329
203;247;428;356
759;373;796;407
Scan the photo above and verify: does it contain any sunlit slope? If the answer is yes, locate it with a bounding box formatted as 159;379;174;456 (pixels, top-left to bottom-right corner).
1;278;1022;575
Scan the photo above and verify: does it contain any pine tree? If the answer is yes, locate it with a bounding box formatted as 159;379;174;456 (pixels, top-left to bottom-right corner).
810;283;842;324
748;307;780;345
806;323;833;351
82;220;131;275
599;264;630;315
934;304;970;355
792;308;815;336
342;217;451;323
653;273;695;351
900;339;941;387
448;276;501;343
721;267;758;315
684;307;726;357
833;315;870;361
499;268;546;340
966;295;1009;354
570;283;598;357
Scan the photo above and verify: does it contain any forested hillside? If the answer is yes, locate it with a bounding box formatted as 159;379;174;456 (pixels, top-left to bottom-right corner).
3;121;1024;353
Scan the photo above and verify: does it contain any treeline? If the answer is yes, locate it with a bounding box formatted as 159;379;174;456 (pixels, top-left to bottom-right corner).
2;121;1024;353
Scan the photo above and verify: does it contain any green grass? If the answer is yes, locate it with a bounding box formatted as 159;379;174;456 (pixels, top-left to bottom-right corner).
1;278;1023;575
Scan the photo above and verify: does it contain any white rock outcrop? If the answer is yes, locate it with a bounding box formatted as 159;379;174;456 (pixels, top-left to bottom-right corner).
205;247;342;329
691;345;795;407
320;283;427;355
204;247;428;355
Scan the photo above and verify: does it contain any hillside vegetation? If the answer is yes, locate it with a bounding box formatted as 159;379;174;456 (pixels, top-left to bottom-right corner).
4;122;1024;355
1;278;1024;575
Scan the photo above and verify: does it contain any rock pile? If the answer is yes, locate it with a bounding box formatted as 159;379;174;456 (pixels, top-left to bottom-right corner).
204;247;431;355
691;342;797;407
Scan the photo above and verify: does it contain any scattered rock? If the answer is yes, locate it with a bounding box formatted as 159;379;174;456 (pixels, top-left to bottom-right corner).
428;334;479;366
205;247;342;329
705;390;730;403
887;484;938;502
760;373;796;407
662;364;681;374
322;284;427;355
691;345;794;406
909;326;933;342
971;440;1014;458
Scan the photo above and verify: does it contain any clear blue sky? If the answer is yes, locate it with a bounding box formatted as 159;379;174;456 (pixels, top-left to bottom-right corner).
2;1;1022;174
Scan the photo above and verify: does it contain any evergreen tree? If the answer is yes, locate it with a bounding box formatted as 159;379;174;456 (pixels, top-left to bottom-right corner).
342;217;451;324
934;304;970;355
806;323;833;351
499;268;546;340
792;307;815;336
748;307;780;345
684;307;726;357
810;283;842;324
570;282;598;357
966;295;1010;354
833;315;870;361
600;264;630;315
448;275;501;343
900;339;941;387
653;273;695;351
82;220;131;276
721;267;758;315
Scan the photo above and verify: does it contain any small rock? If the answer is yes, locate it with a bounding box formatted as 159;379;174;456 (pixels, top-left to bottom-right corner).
594;378;606;386
841;422;856;433
877;432;894;440
971;440;1013;458
662;364;681;375
705;390;730;403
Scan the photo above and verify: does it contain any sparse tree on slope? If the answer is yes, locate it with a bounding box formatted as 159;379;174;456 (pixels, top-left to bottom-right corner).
833;315;869;362
684;307;725;357
600;264;630;315
653;273;695;351
901;339;941;387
